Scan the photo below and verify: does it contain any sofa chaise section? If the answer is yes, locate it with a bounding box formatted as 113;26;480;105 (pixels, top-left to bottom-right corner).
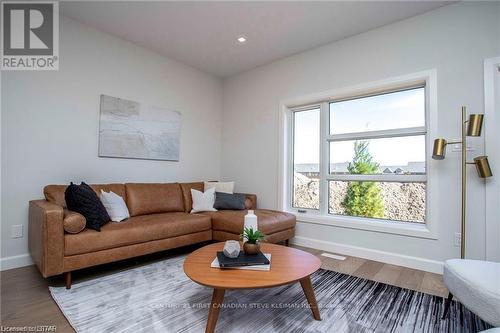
204;210;296;245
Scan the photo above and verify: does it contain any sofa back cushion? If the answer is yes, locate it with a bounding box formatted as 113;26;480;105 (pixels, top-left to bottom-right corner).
125;183;184;216
44;185;68;207
44;184;126;208
179;182;204;212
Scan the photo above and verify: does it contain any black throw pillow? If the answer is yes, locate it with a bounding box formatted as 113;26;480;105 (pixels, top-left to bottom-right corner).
65;182;110;231
214;192;246;210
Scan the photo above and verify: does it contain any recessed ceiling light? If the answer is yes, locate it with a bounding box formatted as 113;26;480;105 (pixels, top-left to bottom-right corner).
237;36;247;43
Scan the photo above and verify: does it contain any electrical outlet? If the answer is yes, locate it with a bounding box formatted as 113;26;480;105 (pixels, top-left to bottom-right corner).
454;232;461;247
11;225;23;238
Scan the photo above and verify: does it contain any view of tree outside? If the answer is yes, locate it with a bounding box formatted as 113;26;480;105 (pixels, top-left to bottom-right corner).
341;141;384;218
329;181;425;222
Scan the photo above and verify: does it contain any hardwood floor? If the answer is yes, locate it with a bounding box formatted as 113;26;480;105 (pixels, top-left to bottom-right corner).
0;243;448;332
294;245;448;297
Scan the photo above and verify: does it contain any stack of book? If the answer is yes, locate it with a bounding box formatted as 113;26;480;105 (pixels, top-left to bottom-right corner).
211;251;271;271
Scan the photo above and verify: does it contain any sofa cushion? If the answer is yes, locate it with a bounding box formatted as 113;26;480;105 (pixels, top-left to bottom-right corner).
204;181;234;194
190;188;217;213
100;190;130;222
65;212;211;256
202;209;296;236
214;192;246;210
65;182;111;231
44;184;126;208
125;183;184;217
179;182;204;212
63;210;86;234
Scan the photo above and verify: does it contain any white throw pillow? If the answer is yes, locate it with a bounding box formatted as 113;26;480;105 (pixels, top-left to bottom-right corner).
191;187;217;213
100;190;130;222
204;181;234;194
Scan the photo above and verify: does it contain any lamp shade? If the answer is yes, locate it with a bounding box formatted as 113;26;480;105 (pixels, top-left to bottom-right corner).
473;156;492;178
432;138;447;160
467;114;484;136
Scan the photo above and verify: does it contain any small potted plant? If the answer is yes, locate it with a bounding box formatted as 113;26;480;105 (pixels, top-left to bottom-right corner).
241;227;265;255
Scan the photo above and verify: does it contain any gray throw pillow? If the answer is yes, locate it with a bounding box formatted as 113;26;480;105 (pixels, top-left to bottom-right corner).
214;192;246;210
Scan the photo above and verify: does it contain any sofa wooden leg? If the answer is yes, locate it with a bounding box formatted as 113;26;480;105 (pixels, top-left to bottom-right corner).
284;239;289;247
442;292;453;319
64;271;72;289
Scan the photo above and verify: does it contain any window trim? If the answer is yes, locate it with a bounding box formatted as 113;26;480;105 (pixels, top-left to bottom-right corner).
278;70;438;240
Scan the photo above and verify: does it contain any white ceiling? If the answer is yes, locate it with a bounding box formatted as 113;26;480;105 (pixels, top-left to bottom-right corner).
61;1;451;78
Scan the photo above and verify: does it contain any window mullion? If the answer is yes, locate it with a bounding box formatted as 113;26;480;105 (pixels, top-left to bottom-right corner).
327;174;427;182
328;126;426;142
319;102;329;215
287;111;295;211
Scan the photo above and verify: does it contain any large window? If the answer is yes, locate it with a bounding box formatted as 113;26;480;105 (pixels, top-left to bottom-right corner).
291;86;427;224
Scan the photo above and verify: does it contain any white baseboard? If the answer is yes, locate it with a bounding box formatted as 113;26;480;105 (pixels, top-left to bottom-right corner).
0;253;33;271
291;236;443;274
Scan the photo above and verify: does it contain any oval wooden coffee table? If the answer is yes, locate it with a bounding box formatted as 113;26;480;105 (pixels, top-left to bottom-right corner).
184;242;322;333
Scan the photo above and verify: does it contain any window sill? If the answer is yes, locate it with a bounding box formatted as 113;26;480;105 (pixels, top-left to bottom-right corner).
289;212;438;240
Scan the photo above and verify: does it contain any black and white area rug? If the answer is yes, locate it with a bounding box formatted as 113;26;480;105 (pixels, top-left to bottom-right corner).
50;256;492;333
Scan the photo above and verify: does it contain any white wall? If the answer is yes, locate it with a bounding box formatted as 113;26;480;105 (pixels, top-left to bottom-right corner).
1;17;223;265
221;2;499;270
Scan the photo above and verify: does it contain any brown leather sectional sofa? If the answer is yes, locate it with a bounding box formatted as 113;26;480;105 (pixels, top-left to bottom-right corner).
28;182;296;288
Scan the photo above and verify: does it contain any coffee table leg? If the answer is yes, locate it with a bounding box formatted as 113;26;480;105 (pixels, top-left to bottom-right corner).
300;276;321;320
206;288;225;333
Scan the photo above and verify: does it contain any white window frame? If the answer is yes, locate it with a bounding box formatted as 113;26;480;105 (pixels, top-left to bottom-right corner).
278;70;438;239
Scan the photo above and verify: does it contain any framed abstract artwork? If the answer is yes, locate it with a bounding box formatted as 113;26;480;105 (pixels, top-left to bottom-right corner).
98;95;181;161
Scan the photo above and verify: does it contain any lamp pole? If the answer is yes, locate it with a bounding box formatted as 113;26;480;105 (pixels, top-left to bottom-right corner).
432;106;492;260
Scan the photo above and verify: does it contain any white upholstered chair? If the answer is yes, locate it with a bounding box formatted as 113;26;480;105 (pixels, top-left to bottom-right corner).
443;259;500;327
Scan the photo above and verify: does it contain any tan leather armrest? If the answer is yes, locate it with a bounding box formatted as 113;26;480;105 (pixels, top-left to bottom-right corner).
240;193;257;210
29;200;64;277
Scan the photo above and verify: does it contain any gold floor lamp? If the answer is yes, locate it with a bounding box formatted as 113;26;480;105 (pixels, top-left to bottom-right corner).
432;106;493;259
